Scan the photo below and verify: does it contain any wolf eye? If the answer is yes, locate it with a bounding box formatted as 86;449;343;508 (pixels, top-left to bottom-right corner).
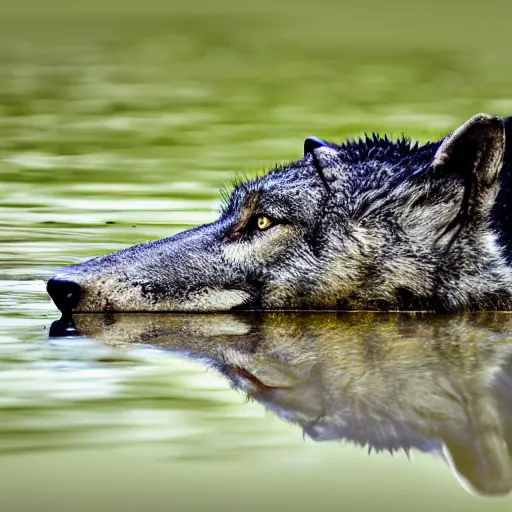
225;214;277;242
256;215;273;231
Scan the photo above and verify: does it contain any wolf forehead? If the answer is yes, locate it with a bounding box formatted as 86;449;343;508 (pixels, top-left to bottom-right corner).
222;134;441;216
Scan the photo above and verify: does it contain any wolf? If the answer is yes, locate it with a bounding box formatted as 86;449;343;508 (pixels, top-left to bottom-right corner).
47;114;512;312
66;312;512;496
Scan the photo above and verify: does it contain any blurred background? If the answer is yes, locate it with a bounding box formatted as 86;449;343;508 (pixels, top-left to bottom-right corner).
1;1;512;511
2;0;512;266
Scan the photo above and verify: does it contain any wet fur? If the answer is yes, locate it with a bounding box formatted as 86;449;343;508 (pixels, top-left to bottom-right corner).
49;114;512;312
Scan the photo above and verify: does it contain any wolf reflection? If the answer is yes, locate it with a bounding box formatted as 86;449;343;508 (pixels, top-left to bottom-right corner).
65;312;512;497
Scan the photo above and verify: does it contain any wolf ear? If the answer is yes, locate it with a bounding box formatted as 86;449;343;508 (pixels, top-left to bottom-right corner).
304;137;330;155
433;114;505;187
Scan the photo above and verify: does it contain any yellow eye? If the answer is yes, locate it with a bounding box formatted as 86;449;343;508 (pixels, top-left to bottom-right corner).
257;215;273;230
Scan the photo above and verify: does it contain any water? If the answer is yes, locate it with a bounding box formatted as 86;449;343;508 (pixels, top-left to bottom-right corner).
2;4;512;510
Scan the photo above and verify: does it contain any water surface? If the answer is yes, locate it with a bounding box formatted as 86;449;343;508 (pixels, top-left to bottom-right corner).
2;5;512;511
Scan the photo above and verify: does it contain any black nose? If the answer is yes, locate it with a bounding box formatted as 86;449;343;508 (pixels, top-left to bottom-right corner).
47;277;82;312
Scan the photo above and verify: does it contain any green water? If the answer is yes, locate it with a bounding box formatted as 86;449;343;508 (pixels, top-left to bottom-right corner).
2;3;512;510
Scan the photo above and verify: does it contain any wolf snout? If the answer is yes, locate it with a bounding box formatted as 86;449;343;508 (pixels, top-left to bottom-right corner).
47;277;82;313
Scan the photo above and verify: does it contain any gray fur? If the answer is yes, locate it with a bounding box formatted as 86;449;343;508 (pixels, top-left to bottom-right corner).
48;113;512;312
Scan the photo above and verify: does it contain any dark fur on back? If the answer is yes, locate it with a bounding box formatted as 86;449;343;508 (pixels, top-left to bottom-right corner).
492;117;512;260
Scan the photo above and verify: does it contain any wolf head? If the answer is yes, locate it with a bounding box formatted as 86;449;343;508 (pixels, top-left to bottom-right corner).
47;114;512;312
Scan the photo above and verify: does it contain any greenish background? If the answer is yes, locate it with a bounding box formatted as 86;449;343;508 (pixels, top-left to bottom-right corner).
1;1;512;510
